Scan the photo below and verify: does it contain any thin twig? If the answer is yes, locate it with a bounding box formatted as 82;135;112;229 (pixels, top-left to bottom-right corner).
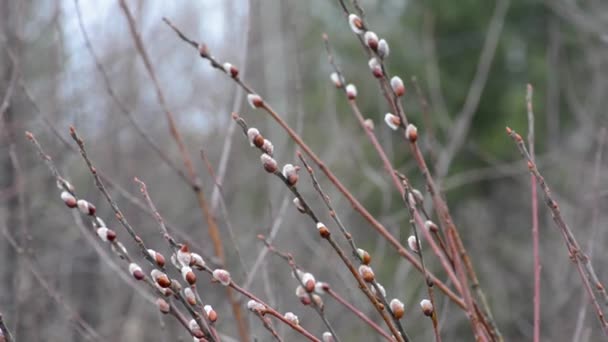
507;127;608;334
401;184;442;342
254;310;284;342
325;288;393;341
526;84;541;342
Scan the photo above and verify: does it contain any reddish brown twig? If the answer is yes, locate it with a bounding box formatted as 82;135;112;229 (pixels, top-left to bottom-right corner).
253;310;284;342
526;84;541;342
401;184;443;342
325;288;393;341
507;127;608;334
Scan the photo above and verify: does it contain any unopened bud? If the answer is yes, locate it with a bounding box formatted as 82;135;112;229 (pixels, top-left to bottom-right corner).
364;31;379;51
377;39;390;58
314;281;329;294
76;199;96;216
357;248;371;265
284;312;299;325
247;93;264;108
406;123;418;143
407;235;419;253
368;58;383;78
204;305;218;323
282;164;299;186
177;244;192;267
258;140;272;156
420;299;434;316
296;285;310;305
384;113;401;130
198;43;208;57
190;253;205;269
371;282;386;297
189;319;204;338
247;300;265;312
212;269;231;286
425;220;439;232
390;298;405;319
358;265;375;282
61;191;77;208
293;197;306;213
156;298;170;314
317;222;330;238
323;331;334;342
184;287;197;305
223;62;239;78
151;269;171;288
182;266;196;285
302;273;316;293
129;263;144;280
312;294;324;308
261;154;278;173
348;14;364;34
346;84;357;100
247;128;264;148
148;249;166;267
390;76;405;97
96;227;116;242
364;119;374;130
330;72;343;88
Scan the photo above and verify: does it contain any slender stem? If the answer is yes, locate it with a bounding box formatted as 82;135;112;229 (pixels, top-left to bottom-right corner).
255;311;284;342
402;185;442;342
526;84;541;342
326;288;393;340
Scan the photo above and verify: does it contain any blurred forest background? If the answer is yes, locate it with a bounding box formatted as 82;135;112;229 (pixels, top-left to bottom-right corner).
1;0;608;341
